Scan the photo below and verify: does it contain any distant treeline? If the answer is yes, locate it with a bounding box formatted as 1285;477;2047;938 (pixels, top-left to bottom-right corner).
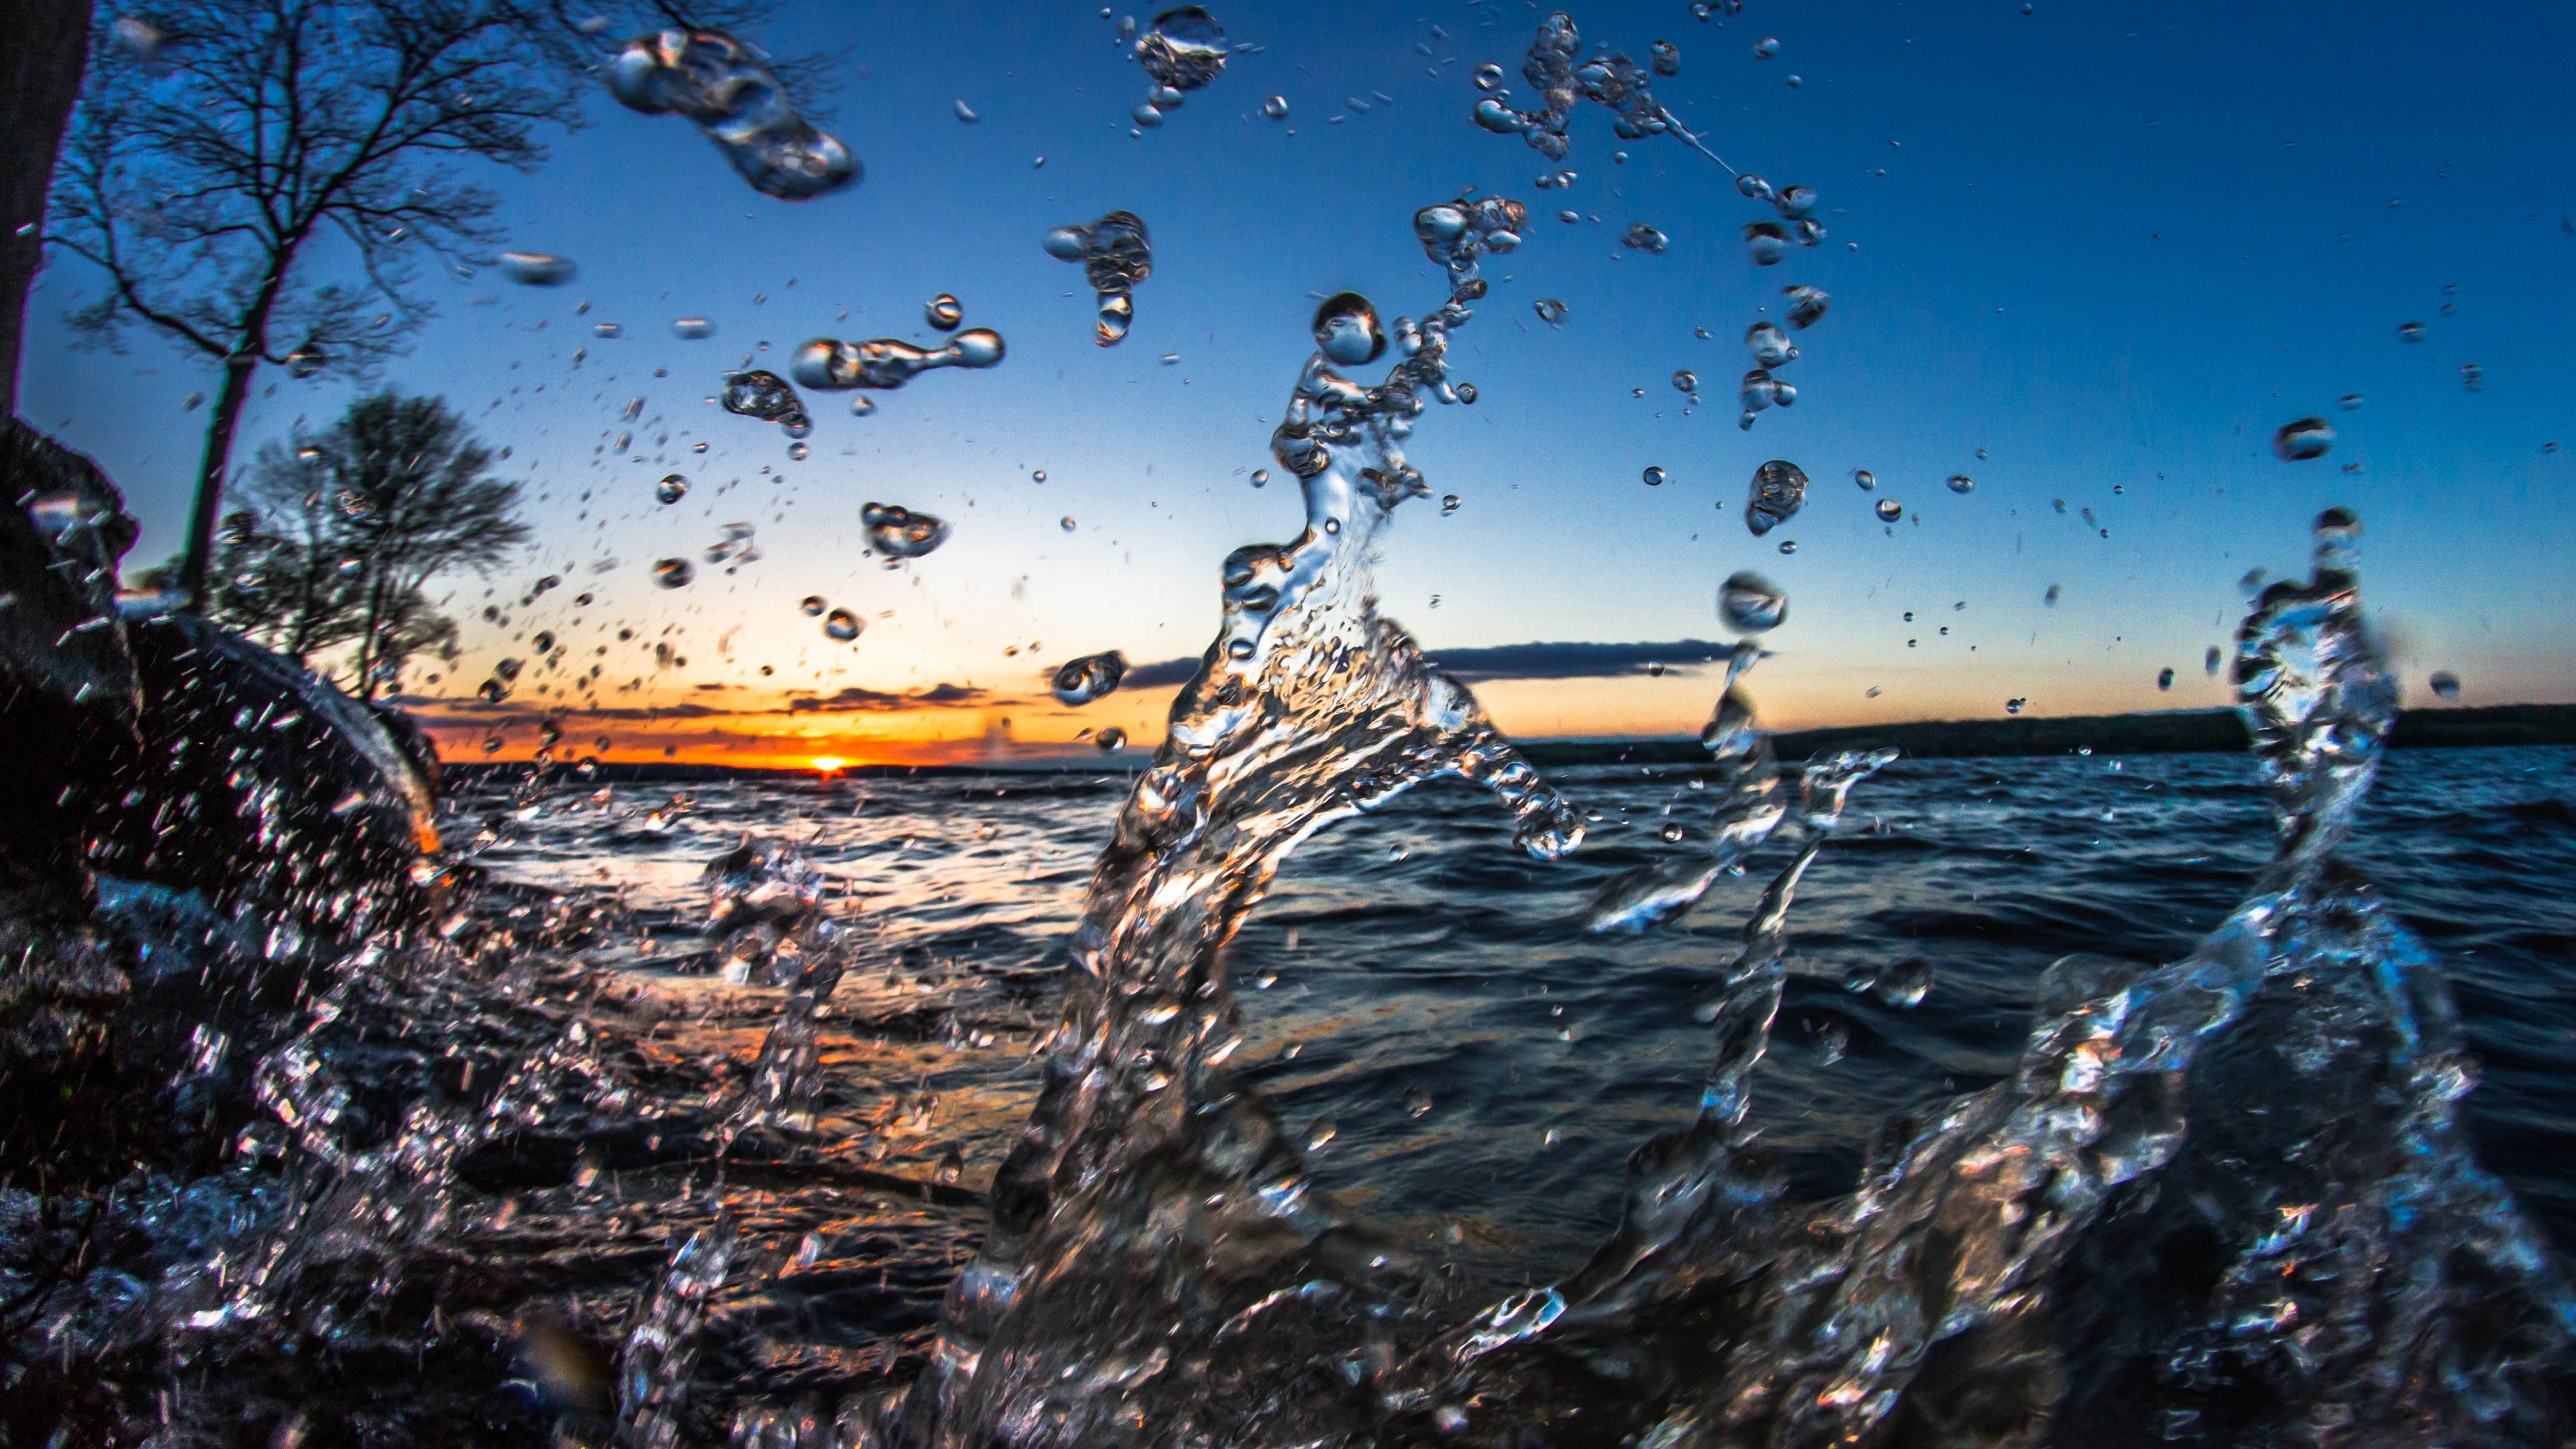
1520;703;2576;767
439;704;2576;783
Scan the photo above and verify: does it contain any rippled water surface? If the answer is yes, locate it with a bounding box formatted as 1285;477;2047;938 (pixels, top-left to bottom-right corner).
417;742;2576;1418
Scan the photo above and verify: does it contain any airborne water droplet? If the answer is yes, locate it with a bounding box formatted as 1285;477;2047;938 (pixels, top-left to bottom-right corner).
1621;223;1669;253
1745;322;1794;366
498;252;577;286
926;293;964;330
1853;468;1876;490
799;596;826;616
862;502;951;559
1643;465;1667;486
1312;292;1387;364
1671;369;1698;394
656;474;688;504
2429;670;2462;700
1474;62;1505;91
1532;297;1569;326
1051;651;1128;704
1947;474;1974;494
1876;498;1902;522
1747;460;1809;535
2398;321;2426;342
2272;418;2334;462
652;557;694;588
1093;724;1128;751
823;607;862;641
1719;570;1786;633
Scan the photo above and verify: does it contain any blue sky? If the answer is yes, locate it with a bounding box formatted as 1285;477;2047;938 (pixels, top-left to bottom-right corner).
22;0;2576;758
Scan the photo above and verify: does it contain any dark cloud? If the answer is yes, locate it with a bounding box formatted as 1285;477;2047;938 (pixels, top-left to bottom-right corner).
1118;655;1202;689
1421;640;1734;682
784;683;989;713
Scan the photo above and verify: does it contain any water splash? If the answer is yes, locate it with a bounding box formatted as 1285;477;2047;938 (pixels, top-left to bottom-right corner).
863;503;952;559
609;30;857;201
1042;212;1153;347
1470;11;1738;174
888;193;1587;1446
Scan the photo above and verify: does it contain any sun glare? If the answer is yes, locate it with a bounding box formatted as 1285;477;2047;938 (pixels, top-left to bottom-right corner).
810;755;847;774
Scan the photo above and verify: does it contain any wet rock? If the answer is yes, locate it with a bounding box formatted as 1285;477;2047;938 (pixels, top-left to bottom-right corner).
83;613;442;941
0;419;140;922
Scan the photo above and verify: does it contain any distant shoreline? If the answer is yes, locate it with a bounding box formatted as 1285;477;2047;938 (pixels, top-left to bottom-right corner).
438;704;2576;782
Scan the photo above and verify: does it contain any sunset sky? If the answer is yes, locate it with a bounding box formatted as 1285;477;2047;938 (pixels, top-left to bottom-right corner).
23;0;2576;768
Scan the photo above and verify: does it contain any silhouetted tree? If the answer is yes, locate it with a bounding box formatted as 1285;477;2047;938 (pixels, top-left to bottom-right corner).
1;0;91;413
44;1;592;609
196;390;525;697
45;2;811;598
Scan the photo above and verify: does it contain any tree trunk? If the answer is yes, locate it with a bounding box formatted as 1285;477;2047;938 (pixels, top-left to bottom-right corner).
1;0;92;415
178;347;261;608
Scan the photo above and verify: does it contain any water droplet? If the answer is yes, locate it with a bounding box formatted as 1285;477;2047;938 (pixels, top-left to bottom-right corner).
790;330;1006;390
1263;94;1288;118
1946;474;1974;494
1659;821;1685;843
655;474;689;504
1743;222;1788;266
721;369;810;435
593;321;623;338
851;395;875;417
1061;515;1077;531
498;252;577;286
1875;498;1902;522
1133;101;1165;127
1853;468;1876;490
2461;362;2484;392
2429;670;2461;700
1046;211;1153;347
1532;297;1569;326
1474;61;1505;91
1745;321;1794;366
2272;417;2334;462
2397;321;2426;342
1643;465;1667;486
1754;36;1780;58
1032;468;1048;483
1741;459;1803;533
786;441;809;461
1783;284;1830;329
1138;6;1228;91
799;595;826;616
1719;570;1787;632
862;502;951;559
2157;667;2176;690
1621;222;1669;253
1441;494;1461;514
2339;392;2364;411
953;99;978;123
926;293;964;330
1052;651;1128;704
1312;291;1387;364
1303;1118;1338;1152
1094;724;1128;751
2004;698;2025;716
1777;539;1799;554
1737;174;1775;201
822;607;862;642
652;557;694;588
2206;645;2224;675
1671;369;1699;394
609;30;857;200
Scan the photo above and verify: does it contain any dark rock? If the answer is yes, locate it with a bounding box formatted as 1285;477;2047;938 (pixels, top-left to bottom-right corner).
83;613;443;940
0;419;140;922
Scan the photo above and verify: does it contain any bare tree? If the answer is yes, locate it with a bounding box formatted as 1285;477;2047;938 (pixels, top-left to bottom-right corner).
44;0;588;610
